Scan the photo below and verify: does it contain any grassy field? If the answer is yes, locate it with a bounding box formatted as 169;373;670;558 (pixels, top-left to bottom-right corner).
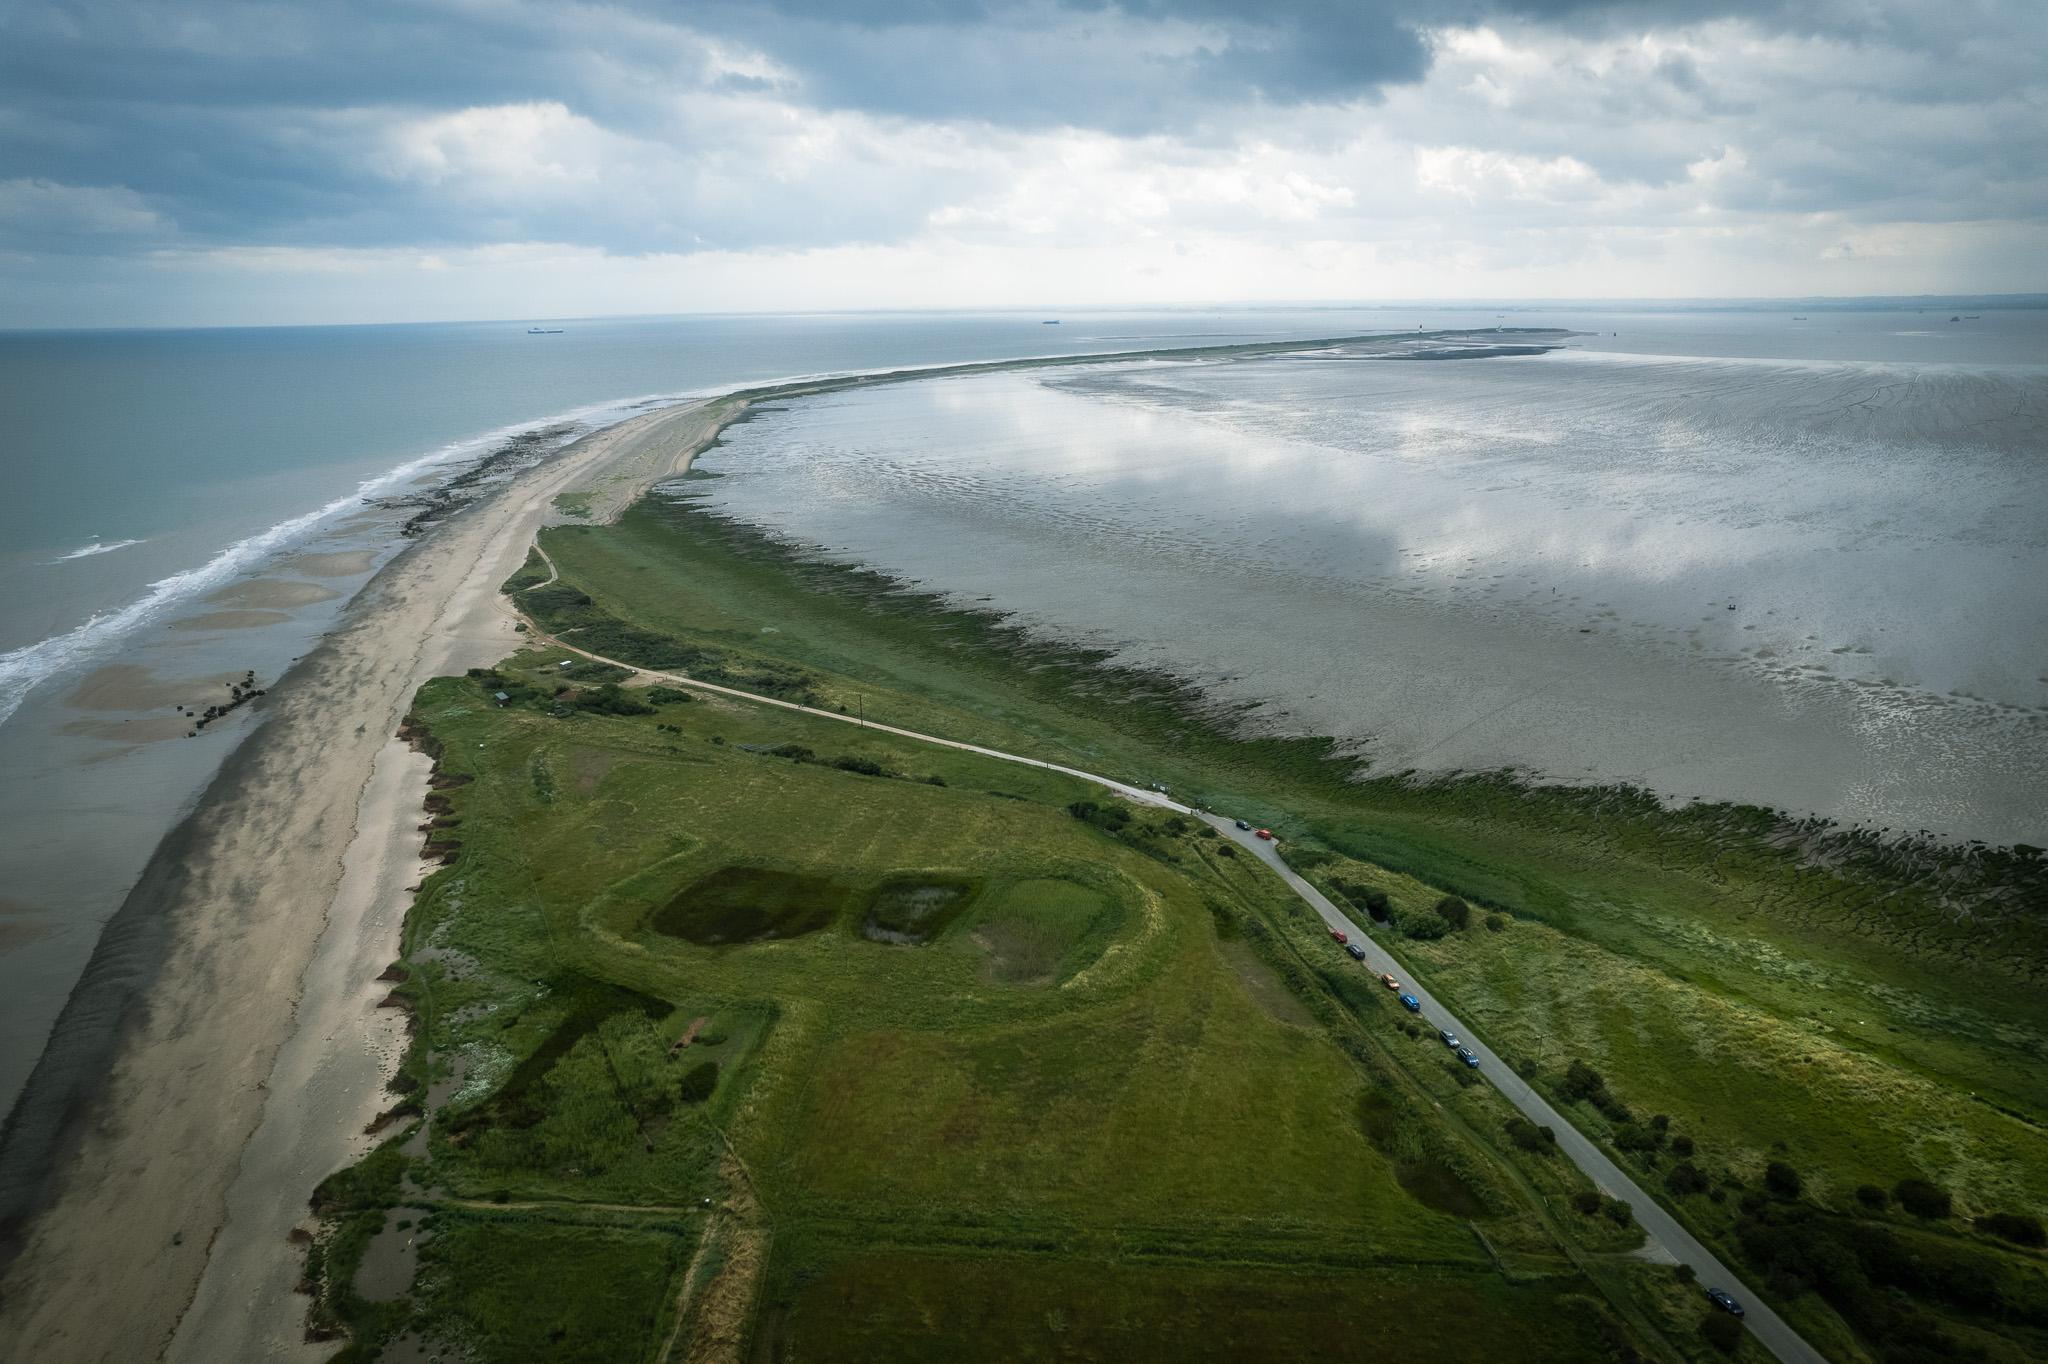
309;631;1686;1361
411;487;2048;1364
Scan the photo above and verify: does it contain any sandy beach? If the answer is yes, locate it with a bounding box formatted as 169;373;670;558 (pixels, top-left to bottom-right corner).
0;399;727;1362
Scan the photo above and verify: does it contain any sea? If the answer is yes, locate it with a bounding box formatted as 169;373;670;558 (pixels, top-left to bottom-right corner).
2;304;2044;1124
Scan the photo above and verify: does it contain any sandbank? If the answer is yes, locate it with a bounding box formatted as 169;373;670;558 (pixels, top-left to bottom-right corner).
204;579;343;610
167;609;294;632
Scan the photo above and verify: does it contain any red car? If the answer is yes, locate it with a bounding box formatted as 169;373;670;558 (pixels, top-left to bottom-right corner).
1254;828;1274;841
1329;928;1348;945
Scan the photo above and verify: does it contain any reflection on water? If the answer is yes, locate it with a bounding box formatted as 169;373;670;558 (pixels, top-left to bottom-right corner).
697;338;2048;845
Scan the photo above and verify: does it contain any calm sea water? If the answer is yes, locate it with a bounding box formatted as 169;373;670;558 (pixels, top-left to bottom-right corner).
693;308;2048;845
0;306;1516;1120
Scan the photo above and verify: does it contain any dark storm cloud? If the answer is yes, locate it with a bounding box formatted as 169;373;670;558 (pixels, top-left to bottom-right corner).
0;0;2040;264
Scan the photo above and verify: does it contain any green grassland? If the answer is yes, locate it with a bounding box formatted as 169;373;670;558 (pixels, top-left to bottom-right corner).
311;638;1688;1361
462;487;2048;1364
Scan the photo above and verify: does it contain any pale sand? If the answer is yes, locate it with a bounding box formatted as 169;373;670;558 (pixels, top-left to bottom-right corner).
285;550;379;578
167;609;294;632
0;400;728;1363
204;580;343;610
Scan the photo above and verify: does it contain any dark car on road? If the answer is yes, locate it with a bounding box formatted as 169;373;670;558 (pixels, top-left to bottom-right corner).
1398;993;1421;1012
1456;1047;1479;1068
1346;942;1367;962
1234;818;1251;830
1706;1288;1745;1318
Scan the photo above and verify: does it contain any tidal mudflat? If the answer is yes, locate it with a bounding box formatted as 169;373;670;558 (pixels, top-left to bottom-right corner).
697;331;2048;845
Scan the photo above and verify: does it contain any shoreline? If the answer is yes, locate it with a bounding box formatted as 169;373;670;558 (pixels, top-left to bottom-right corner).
0;399;725;1361
0;326;1692;1360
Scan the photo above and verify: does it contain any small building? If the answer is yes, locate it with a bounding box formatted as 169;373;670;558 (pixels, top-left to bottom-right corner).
493;691;511;706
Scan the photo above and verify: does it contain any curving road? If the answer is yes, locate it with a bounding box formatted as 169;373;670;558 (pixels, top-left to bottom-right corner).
516;612;1830;1364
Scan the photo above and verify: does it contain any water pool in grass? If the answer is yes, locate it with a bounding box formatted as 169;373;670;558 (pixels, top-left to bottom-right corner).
649;866;852;944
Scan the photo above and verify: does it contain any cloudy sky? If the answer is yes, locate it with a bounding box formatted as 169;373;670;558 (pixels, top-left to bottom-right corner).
2;0;2043;325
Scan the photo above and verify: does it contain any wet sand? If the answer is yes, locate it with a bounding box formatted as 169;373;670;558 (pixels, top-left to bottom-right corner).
0;400;727;1362
167;609;294;632
285;550;379;577
204;580;343;610
65;663;246;713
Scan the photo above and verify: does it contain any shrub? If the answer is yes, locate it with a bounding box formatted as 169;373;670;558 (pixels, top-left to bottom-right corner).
1665;1162;1711;1197
1484;913;1506;932
1613;1123;1661;1153
1699;1311;1742;1356
1670;1134;1694;1157
1066;799;1132;832
1505;1117;1555;1154
1674;1263;1696;1284
573;683;655;716
644;686;693;705
1433;896;1471;930
1560;1060;1606;1100
1649;1114;1670;1132
1894;1178;1951;1219
678;1061;719;1103
1855;1184;1889;1211
830;756;886;776
1977;1212;2046;1248
1571;1190;1603;1216
1392;904;1449;940
1603;1197;1634;1227
1764;1162;1804;1200
1560;1059;1632;1123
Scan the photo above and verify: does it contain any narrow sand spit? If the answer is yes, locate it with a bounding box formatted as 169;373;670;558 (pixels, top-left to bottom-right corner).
0;400;727;1363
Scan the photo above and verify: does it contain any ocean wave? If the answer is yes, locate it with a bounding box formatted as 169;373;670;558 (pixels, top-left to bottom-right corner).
0;391;688;729
49;538;146;563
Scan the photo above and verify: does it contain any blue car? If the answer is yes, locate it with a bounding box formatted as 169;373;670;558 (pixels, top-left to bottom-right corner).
1399;993;1421;1012
1705;1288;1744;1318
1457;1047;1480;1068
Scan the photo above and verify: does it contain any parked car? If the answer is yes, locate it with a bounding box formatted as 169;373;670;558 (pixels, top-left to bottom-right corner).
1379;973;1400;990
1438;1029;1460;1047
1456;1047;1479;1068
1254;828;1274;841
1234;818;1251;830
1705;1288;1744;1318
1345;942;1367;962
1398;993;1421;1012
1329;927;1348;945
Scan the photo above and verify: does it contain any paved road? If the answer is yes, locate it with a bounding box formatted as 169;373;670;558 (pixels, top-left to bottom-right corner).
518;621;1830;1364
1212;822;1830;1364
